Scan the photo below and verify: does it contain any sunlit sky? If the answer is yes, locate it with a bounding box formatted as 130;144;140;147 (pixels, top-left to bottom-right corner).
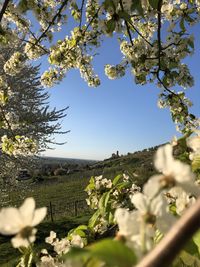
39;21;200;160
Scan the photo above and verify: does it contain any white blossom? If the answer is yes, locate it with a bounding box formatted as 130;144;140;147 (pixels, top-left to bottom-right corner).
0;198;47;248
145;144;199;197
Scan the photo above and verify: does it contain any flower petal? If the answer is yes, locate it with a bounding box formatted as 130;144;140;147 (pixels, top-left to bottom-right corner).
143;175;162;199
11;234;30;248
19;198;35;225
115;208;139;236
31;207;47;226
154;144;173;175
131;193;148;213
0;207;22;235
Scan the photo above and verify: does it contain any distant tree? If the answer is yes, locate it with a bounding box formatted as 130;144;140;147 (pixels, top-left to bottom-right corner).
0;43;68;183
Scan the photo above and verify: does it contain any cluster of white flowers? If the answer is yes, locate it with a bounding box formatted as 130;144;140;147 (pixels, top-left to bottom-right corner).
3;52;24;76
4;2;30;32
115;143;200;257
41;68;65;87
104;64;126;80
24;38;46;60
86;175;112;209
45;231;84;255
1;135;38;156
44;32;100;88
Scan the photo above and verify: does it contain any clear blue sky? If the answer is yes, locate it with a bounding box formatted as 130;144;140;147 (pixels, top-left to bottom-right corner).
40;22;200;160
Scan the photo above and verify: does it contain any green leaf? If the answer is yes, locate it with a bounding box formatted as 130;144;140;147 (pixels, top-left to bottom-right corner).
132;0;144;16
116;181;131;190
179;250;200;266
118;11;131;23
61;247;90;261
184;238;200;256
108;211;114;224
193;230;200;254
88;210;101;228
99;191;111;214
149;0;159;9
192;155;200;171
106;19;116;34
76;225;88;231
180;18;186;32
112;174;122;186
18;0;29;13
188;39;194;49
88;239;137;267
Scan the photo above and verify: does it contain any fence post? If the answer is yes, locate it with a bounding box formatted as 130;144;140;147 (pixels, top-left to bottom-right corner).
49;201;54;222
74;200;78;217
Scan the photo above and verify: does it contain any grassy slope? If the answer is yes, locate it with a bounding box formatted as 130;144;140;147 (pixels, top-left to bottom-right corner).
1;146;157;208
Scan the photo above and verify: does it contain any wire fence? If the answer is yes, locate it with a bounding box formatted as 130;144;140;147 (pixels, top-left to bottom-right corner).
46;199;90;222
0;192;91;221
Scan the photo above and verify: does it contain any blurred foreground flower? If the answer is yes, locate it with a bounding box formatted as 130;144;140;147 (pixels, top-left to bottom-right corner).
0;197;47;248
144;144;199;198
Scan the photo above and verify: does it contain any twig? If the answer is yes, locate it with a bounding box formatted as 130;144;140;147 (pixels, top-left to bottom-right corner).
127;20;153;47
135;197;200;267
79;0;85;28
157;0;163;71
0;0;10;23
32;0;68;48
119;0;133;46
155;0;190;120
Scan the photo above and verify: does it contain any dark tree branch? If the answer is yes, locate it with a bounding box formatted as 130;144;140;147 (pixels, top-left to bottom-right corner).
127;20;153;47
119;0;133;46
79;0;85;28
155;1;186;108
0;0;10;23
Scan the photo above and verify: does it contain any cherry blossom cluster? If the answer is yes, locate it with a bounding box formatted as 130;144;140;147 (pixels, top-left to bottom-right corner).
3;52;24;76
1;135;38;156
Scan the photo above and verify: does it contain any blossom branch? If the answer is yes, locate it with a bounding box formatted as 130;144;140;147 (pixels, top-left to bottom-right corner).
32;0;69;48
135;197;200;267
126;20;153;47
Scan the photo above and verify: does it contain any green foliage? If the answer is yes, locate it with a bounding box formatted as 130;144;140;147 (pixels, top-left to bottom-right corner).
64;239;137;267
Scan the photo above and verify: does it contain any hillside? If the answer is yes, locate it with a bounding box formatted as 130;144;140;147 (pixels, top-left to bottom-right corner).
0;145;162;265
0;144;162;220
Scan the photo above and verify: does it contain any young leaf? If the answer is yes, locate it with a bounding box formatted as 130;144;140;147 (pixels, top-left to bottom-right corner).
88;210;101;228
99;191;111;214
112;174;122;186
88;238;137;267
